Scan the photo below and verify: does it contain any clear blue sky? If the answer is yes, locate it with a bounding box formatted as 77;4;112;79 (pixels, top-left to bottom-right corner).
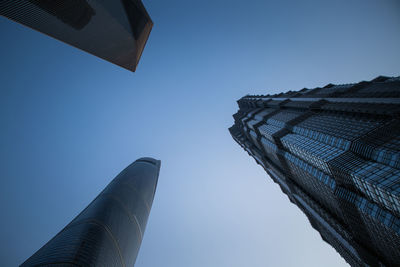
1;0;400;266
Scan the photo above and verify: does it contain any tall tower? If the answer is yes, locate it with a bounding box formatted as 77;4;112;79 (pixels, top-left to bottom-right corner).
0;0;153;71
21;157;161;267
230;76;400;266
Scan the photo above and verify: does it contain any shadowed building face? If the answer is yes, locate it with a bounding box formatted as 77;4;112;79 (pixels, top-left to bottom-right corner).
0;0;153;71
230;76;400;267
20;158;161;267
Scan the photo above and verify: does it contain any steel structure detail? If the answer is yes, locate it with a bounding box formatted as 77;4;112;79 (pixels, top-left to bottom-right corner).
230;76;400;266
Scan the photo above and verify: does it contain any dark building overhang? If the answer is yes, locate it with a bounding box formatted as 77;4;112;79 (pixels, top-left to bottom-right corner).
0;0;153;72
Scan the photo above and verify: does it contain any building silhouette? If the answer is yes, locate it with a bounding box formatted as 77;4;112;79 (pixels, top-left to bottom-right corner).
21;157;161;267
0;0;153;71
230;76;400;266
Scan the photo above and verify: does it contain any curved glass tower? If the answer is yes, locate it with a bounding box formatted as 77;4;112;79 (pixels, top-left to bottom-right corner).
21;157;161;267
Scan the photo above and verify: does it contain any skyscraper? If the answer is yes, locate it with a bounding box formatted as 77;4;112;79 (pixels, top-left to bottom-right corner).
20;157;161;267
0;0;153;71
230;76;400;266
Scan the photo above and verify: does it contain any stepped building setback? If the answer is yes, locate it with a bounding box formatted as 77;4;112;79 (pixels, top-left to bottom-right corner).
21;158;161;267
0;0;153;71
230;76;400;266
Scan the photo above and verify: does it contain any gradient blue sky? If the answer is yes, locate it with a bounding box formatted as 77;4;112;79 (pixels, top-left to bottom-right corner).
1;0;400;266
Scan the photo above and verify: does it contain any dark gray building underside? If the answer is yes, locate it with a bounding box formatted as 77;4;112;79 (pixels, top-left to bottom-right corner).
0;0;153;71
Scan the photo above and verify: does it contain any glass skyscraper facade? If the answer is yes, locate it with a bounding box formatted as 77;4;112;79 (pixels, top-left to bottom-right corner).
230;76;400;266
20;158;161;267
0;0;153;71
